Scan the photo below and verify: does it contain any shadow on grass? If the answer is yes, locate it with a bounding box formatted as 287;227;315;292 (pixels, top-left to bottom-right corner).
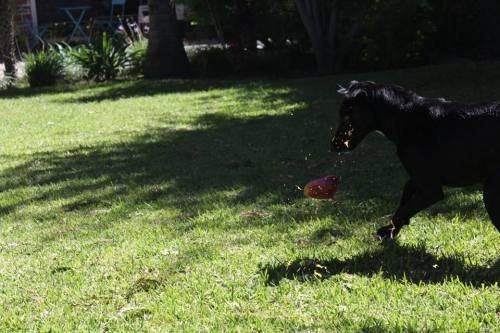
0;78;491;237
0;84;82;98
0;79;244;101
0;80;361;220
59;79;246;104
261;241;499;286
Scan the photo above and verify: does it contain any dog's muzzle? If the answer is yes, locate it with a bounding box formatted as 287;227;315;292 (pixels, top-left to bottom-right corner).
331;126;354;152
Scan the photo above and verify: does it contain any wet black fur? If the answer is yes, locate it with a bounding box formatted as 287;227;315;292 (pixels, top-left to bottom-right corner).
332;81;500;239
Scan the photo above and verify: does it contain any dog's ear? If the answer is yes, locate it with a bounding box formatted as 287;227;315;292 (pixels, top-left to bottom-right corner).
336;84;348;95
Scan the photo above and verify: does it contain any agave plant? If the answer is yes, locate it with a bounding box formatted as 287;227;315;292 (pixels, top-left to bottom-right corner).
71;32;128;81
24;48;64;87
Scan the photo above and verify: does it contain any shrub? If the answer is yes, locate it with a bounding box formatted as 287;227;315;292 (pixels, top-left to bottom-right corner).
188;47;233;77
344;0;435;71
71;32;128;81
24;48;64;87
239;50;294;76
54;42;85;82
126;39;148;75
115;18;148;75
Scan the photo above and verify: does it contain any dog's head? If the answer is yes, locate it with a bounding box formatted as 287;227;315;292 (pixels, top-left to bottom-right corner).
331;81;377;152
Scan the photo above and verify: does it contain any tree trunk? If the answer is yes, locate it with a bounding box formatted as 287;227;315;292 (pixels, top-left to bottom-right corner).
295;0;337;74
0;0;16;79
144;0;191;78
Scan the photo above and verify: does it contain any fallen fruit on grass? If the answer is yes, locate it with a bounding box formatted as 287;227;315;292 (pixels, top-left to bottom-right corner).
303;175;339;199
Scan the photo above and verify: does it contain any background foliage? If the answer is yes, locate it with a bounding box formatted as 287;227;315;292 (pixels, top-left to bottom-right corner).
184;0;500;74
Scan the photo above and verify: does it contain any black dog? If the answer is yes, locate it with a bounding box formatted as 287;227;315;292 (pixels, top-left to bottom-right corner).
331;81;500;239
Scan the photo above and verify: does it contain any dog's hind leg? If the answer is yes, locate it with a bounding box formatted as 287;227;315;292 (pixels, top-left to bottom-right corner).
483;170;500;232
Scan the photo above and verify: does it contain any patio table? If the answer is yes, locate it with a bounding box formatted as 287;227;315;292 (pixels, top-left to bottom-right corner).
60;6;91;42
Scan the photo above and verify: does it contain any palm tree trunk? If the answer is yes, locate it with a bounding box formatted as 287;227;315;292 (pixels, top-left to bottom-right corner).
0;0;16;79
144;0;191;78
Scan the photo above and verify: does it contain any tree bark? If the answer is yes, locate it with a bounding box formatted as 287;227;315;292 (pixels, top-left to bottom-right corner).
0;0;16;79
295;0;337;74
144;0;191;78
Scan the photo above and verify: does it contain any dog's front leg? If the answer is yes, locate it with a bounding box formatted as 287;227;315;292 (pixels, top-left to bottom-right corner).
377;145;443;240
376;186;443;240
375;180;415;239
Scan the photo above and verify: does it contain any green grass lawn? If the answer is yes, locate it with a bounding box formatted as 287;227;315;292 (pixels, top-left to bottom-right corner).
0;62;499;332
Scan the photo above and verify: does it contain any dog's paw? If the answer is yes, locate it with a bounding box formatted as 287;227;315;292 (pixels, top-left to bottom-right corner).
375;225;399;241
